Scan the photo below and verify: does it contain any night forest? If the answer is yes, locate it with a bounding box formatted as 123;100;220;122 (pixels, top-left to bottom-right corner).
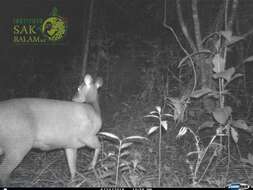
0;0;253;187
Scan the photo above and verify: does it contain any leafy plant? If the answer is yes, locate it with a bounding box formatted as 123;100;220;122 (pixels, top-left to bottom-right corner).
98;132;148;187
175;29;253;186
145;106;173;186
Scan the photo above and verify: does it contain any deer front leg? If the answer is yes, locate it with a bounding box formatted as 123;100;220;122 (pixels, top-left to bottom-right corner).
65;148;77;180
85;136;101;169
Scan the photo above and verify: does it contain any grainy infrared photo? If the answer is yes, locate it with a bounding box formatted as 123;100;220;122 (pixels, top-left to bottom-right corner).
0;0;253;188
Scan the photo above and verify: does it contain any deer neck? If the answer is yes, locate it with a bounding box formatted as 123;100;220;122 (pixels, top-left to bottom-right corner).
90;99;101;116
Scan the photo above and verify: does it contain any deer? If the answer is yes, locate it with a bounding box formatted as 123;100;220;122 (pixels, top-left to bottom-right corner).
0;74;103;185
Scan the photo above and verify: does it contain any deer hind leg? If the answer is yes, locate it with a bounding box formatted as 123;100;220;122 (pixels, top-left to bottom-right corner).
65;148;77;180
84;136;101;169
0;143;32;185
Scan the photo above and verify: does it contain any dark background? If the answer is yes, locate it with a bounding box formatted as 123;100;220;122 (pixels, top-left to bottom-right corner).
1;0;253;187
0;0;89;98
0;0;252;120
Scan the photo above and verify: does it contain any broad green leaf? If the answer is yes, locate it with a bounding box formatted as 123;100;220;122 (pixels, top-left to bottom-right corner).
231;73;243;80
220;31;243;46
244;56;253;63
198;121;215;130
190;88;213;98
124;136;148;141
161;120;168;130
213;67;235;81
155;106;161;113
121;142;133;149
148;126;159;135
119;162;129;169
231;127;239;143
163;113;173;117
220;30;232;41
231;120;249;131
224;73;244;87
144;114;159;119
98;132;120;141
120;151;130;158
212;54;225;73
212;106;232;124
226;35;244;46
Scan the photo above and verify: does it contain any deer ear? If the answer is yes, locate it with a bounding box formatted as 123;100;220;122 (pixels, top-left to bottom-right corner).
95;77;103;88
84;74;93;85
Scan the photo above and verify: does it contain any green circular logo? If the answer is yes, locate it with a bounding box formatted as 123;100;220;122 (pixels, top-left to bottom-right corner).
42;16;66;41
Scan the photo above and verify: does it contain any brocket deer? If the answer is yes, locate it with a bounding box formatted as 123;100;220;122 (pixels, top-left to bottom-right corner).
0;74;103;185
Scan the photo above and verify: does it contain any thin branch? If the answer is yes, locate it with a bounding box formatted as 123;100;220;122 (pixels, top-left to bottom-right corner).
178;50;214;68
167;67;183;84
192;0;202;50
81;0;94;77
211;2;225;32
201;32;219;45
243;28;253;38
163;0;197;94
225;0;229;30
176;0;197;52
163;0;189;56
228;0;239;32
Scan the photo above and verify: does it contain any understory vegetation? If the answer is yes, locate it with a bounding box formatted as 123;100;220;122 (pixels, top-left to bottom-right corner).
3;0;253;187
